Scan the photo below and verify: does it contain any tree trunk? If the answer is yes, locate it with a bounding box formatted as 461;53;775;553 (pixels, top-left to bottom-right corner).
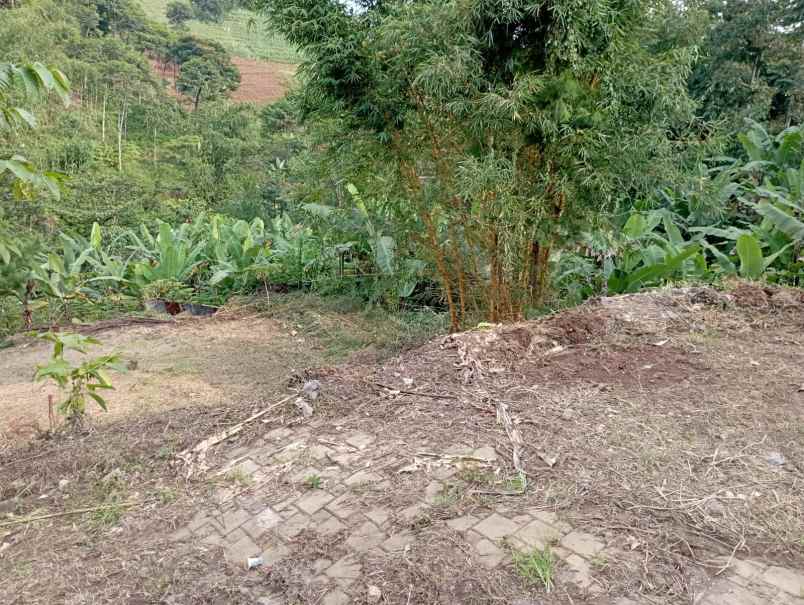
101;90;107;143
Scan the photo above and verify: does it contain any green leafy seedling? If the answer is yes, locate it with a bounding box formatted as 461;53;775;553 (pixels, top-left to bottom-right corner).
305;474;322;489
33;331;125;427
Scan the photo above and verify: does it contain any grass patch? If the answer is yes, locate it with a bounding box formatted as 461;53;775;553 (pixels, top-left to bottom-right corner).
513;546;556;592
225;467;253;487
250;292;448;360
137;0;299;63
433;482;464;507
304;474;322;489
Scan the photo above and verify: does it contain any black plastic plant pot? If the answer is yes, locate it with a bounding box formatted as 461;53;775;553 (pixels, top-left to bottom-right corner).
182;302;217;316
144;299;167;314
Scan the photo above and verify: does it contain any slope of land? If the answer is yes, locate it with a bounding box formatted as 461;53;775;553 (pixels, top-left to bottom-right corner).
1;284;802;604
151;55;295;105
139;0;300;64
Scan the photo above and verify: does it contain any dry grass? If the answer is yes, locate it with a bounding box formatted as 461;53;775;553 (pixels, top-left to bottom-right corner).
1;284;802;604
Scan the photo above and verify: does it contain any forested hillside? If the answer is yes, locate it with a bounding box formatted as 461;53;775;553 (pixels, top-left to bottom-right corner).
2;2;804;604
1;0;802;335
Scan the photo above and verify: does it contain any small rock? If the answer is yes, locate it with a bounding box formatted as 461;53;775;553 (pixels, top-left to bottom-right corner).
58;479;70;490
295;397;314;417
367;585;382;604
402;377;414;387
247;556;263;569
766;452;786;466
302;380;321;401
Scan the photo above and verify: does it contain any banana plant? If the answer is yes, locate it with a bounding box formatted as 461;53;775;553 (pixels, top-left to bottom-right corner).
207;215;273;290
692;123;804;282
607;210;706;294
131;221;207;287
30;226;124;315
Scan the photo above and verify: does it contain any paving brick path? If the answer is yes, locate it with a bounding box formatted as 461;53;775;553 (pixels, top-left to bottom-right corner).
172;426;804;604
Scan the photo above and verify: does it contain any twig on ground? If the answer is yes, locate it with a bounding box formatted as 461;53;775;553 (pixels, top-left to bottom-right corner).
373;382;458;400
0;501;141;528
182;395;294;455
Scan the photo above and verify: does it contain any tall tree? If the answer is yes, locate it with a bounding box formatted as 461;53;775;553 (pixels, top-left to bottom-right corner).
259;0;700;329
166;1;194;28
690;0;804;130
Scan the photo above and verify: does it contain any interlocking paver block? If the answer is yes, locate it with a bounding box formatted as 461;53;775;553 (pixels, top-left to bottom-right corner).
325;555;362;587
241;506;282;539
561;530;605;557
424;480;444;504
446;514;479;532
311;509;347;535
432;465;457;480
345;432;375;449
382;530;414;552
308;444;334;460
475;538;505;568
265;427;293;442
345;470;383;486
196;523;223;543
218;507;251;534
233;459;260;476
512;519;561;550
321;589;350;605
474;513;521;541
327;492;359;519
563;553;602;593
224;531;260;565
291;466;322;483
399;502;428;523
278;512;310;539
296;490;335;515
365;507;391;526
260;541;290;565
329;452;363;467
763;566;804;596
188;511;220;532
169;527;191;542
698;578;770;605
345;520;386;552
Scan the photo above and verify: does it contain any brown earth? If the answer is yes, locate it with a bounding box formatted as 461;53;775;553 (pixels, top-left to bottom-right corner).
1;285;802;604
150;56;295;106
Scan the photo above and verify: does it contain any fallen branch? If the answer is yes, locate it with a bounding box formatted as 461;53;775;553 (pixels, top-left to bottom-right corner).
373;382;458;400
415;451;494;463
183;395;294;455
495;399;527;487
0;501;140;528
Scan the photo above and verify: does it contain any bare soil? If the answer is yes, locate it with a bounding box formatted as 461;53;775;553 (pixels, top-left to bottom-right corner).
150;57;295;106
1;284;802;604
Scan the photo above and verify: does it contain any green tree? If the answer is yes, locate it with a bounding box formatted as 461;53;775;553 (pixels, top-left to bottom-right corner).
690;0;804;130
191;0;234;22
259;0;699;329
166;0;194;28
176;56;240;110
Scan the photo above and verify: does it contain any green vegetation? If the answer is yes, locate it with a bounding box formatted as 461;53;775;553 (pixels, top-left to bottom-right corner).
304;474;321;489
1;0;802;342
33;332;125;426
139;0;299;63
513;546;556;592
